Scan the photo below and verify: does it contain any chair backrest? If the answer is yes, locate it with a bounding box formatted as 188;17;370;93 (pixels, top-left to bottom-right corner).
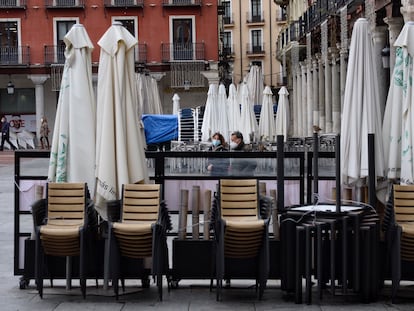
121;183;160;223
46;182;87;226
220;179;259;221
393;184;414;223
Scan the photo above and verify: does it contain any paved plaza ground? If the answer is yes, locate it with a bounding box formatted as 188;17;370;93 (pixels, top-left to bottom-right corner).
2;150;414;310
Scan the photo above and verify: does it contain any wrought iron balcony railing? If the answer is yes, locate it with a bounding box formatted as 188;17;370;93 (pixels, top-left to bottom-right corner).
223;13;234;25
161;42;205;62
44;0;85;8
103;0;143;8
0;46;30;66
45;43;147;64
246;43;265;55
44;45;65;65
162;0;202;6
0;0;26;8
246;11;264;23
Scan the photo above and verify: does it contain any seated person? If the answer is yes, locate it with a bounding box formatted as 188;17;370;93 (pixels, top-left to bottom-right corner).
207;132;229;176
229;131;257;176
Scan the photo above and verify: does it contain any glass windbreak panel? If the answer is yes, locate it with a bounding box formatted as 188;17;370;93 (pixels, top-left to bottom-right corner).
19;157;49;176
284;157;301;177
163;155;302;177
146;158;155;178
317;157;336;177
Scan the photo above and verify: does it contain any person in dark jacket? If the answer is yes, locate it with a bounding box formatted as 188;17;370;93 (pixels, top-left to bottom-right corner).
0;116;17;151
229;131;257;176
207;132;229;176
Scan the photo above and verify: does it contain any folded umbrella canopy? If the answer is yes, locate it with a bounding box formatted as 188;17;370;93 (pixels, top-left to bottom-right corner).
95;22;148;218
227;83;241;137
340;18;385;188
48;24;96;192
275;86;290;142
201;84;218;142
383;21;414;184
258;86;276;142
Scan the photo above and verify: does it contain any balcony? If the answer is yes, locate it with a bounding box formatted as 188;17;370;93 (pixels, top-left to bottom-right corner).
0;0;26;9
0;46;30;66
221;45;234;56
44;0;85;8
223;13;234;25
246;11;264;24
162;0;202;6
45;43;147;64
103;0;144;8
161;42;205;62
246;43;265;56
44;45;65;65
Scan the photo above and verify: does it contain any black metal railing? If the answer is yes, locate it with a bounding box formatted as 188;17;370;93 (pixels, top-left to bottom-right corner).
0;0;26;8
44;0;85;8
45;43;147;64
161;42;205;62
135;43;147;63
223;14;234;25
103;0;143;8
0;46;30;65
246;11;264;23
162;0;202;6
246;43;265;54
44;45;65;65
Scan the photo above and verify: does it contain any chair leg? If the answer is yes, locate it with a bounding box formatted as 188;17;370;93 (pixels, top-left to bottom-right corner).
157;273;163;301
295;226;304;304
35;234;44;299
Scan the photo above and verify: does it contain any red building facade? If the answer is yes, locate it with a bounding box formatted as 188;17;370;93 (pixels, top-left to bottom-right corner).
0;0;219;139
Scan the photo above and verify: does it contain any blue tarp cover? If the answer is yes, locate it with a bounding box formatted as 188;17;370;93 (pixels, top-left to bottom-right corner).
142;114;178;144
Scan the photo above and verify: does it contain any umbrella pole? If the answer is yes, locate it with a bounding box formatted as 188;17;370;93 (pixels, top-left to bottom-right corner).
313;132;319;205
277;135;285;212
335;134;341;213
368;133;376;210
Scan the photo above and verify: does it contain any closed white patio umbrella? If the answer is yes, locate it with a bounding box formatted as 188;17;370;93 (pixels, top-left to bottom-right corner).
275;86;290;142
239;82;258;144
201;84;218;142
227;83;241;137
216;84;229;139
94;22;148;218
383;21;414;184
246;65;264;106
258;86;276;142
340;18;385;189
48;24;96;192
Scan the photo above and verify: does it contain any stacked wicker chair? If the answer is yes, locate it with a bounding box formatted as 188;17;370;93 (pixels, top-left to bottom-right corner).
387;184;414;302
35;182;92;298
212;179;270;301
106;183;170;300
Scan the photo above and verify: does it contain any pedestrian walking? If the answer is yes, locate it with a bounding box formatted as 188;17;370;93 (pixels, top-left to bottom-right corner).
0;116;17;151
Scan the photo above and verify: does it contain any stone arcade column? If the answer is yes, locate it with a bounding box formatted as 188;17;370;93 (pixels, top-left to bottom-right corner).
300;62;308;137
331;49;340;134
291;42;300;137
384;17;404;77
371;26;388;118
324;51;332;134
339;6;348;114
292;68;298;136
318;55;325;133
27;75;49;144
306;33;313;137
296;67;303;137
312;57;319;130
